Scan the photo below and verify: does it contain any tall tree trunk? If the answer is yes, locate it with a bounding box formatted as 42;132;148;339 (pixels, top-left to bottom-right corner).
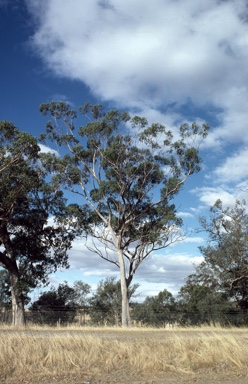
117;248;131;327
0;228;26;326
9;270;25;326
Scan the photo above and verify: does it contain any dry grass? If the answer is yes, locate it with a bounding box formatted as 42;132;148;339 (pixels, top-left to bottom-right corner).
1;324;248;381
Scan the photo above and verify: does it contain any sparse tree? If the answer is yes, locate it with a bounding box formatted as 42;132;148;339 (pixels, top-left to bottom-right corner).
73;280;91;325
40;102;209;326
73;280;91;307
198;199;248;311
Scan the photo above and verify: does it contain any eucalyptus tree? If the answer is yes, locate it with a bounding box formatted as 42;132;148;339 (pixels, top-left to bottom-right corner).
72;280;91;307
40;102;209;326
0;121;73;326
198;199;248;310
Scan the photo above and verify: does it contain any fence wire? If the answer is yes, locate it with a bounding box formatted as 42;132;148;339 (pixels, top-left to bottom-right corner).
1;306;248;326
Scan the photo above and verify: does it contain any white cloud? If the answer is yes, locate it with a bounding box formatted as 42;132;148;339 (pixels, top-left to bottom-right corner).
181;236;205;244
23;0;248;298
191;186;237;207
236;180;248;196
26;0;248;146
55;236;203;296
50;94;72;104
178;211;194;218
189;206;205;214
39;143;59;156
135;252;203;295
213;147;248;183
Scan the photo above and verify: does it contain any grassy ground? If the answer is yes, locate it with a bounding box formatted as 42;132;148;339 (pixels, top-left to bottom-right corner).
1;324;248;383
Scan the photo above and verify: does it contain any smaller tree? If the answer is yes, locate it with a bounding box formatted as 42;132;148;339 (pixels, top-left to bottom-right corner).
72;280;91;325
30;282;77;325
178;273;231;325
132;289;176;326
199;199;248;311
89;277;138;325
73;280;91;307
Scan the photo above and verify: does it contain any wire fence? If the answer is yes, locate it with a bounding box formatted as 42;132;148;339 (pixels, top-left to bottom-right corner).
1;306;248;327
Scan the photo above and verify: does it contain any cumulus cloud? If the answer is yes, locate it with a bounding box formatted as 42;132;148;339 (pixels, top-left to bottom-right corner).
64;236;203;295
23;0;248;296
191;186;237;207
212;147;248;183
26;0;248;145
135;252;203;295
193;146;248;208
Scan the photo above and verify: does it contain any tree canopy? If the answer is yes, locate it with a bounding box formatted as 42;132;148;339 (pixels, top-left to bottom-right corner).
40;102;209;326
132;288;176;326
178;272;231;325
0;121;74;325
197;199;248;310
30;282;77;325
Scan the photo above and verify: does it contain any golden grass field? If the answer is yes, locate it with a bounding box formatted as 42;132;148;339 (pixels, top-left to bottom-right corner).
1;324;248;383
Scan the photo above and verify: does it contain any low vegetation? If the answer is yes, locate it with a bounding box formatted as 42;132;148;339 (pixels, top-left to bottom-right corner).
0;325;248;382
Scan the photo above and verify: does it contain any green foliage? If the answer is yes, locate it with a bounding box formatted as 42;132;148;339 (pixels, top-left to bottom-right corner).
72;280;91;306
178;273;232;325
0;122;75;324
198;199;248;310
40;102;209;275
30;282;77;325
89;277;138;325
132;289;176;326
174;199;248;326
39;101;208;326
0;121;40;170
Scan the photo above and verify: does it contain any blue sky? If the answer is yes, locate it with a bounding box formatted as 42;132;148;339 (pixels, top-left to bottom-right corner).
1;0;248;300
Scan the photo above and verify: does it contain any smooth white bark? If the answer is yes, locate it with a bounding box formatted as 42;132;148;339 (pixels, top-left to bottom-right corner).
10;271;25;326
117;248;131;327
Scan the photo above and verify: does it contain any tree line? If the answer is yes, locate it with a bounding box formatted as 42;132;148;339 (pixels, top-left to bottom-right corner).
2;101;246;327
1;273;247;327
